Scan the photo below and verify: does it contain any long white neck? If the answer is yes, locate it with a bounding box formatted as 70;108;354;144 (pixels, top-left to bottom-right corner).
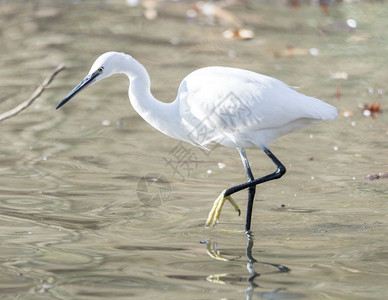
117;55;181;140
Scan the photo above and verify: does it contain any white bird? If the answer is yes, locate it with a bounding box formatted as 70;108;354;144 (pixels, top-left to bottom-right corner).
56;52;337;231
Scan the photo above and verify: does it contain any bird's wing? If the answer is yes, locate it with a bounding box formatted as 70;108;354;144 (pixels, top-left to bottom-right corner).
176;66;335;147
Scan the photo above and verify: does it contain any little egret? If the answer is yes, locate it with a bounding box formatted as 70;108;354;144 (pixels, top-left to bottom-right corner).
56;52;337;231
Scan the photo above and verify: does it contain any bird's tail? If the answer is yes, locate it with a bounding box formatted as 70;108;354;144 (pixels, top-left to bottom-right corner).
307;96;338;121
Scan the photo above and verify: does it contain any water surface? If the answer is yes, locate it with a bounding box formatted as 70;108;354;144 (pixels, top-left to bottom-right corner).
0;1;387;299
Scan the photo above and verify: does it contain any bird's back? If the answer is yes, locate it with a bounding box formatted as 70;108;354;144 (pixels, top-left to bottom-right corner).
175;66;337;148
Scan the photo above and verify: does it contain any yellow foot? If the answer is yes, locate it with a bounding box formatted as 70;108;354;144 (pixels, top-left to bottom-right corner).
206;273;229;284
206;189;241;227
206;242;229;261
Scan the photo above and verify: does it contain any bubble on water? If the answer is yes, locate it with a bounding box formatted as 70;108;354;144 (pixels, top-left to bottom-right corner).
309;48;319;56
217;162;226;169
363;110;371;117
343;111;352;118
347;19;357;28
126;0;139;6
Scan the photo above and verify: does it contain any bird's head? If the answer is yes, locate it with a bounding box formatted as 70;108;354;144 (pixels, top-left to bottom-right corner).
56;52;125;109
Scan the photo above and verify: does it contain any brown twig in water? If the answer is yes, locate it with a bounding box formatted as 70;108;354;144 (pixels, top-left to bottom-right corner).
0;64;65;122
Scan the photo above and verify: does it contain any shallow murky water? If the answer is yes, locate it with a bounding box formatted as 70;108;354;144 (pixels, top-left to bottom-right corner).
0;1;387;299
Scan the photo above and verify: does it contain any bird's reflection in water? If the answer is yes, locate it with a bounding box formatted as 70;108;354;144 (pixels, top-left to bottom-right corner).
205;231;305;299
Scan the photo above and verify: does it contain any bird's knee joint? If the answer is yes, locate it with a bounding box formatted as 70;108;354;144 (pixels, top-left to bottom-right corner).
276;165;286;177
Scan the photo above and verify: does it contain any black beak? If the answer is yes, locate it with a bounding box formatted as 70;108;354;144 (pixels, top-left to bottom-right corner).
56;70;100;110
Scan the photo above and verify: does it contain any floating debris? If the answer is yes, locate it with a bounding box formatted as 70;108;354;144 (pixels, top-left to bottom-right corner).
336;87;341;100
223;28;254;40
273;45;309;57
190;1;254;40
340;110;355;118
362;103;381;119
126;0;165;20
192;1;244;28
331;72;348;80
319;18;358;34
217;162;226;169
366;172;388;180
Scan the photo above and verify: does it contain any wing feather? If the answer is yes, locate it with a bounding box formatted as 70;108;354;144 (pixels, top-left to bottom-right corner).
176;67;337;147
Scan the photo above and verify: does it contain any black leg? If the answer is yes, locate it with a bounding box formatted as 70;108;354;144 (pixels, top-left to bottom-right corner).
245;187;256;231
237;148;256;232
225;147;286;231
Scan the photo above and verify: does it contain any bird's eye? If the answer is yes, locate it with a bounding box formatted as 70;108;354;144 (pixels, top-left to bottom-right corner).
98;67;104;72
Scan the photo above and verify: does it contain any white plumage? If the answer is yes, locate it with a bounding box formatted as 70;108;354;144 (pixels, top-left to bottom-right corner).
176;66;337;148
57;52;337;231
